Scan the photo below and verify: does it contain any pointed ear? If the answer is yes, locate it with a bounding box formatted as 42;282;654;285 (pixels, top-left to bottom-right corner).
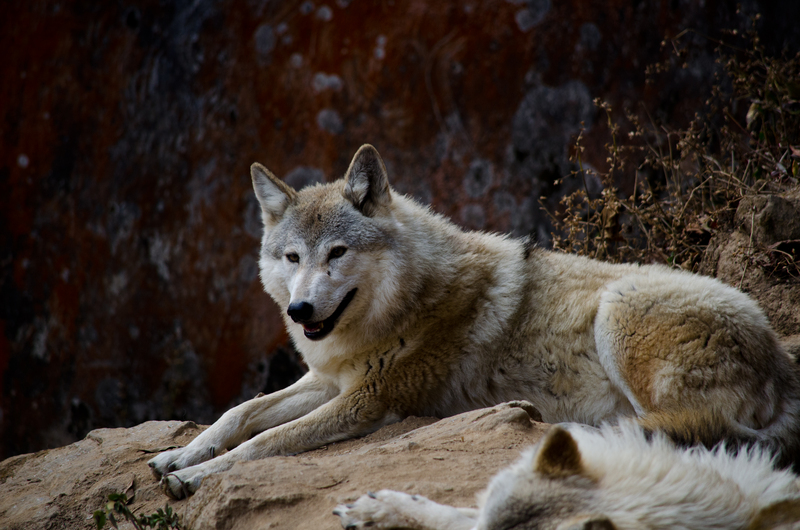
343;144;391;216
534;425;584;479
251;162;297;227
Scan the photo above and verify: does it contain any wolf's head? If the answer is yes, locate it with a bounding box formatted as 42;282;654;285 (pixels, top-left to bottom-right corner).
478;425;616;530
251;145;401;360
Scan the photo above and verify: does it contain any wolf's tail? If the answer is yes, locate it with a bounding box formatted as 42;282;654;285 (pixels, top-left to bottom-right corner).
637;407;800;472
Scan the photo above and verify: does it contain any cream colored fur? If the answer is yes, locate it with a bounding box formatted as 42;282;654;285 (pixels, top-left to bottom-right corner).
335;420;800;530
149;145;800;499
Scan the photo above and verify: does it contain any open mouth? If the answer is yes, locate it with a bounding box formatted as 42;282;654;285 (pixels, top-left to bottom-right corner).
301;288;357;341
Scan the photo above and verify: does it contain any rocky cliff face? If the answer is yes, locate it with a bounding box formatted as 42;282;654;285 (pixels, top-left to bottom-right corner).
2;0;800;461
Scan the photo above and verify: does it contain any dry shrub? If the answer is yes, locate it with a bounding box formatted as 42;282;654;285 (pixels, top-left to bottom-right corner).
544;18;800;279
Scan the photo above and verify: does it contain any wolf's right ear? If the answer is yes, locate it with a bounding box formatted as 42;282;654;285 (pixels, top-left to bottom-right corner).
343;144;391;217
534;425;585;479
251;163;297;227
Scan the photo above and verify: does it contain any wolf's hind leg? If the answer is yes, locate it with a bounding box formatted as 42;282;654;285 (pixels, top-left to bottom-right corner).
148;371;336;478
334;490;477;530
594;273;796;442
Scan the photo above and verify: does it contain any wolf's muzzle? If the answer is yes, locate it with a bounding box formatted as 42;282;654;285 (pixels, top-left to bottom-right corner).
292;288;358;341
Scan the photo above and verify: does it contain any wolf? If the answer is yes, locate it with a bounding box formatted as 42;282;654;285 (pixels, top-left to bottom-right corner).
149;144;800;499
334;420;800;530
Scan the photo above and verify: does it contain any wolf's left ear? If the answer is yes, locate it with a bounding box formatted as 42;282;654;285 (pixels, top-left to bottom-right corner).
251;163;298;228
343;144;391;216
534;425;585;479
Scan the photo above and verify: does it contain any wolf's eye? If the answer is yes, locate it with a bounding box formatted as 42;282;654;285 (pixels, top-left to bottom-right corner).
328;246;347;261
286;253;299;263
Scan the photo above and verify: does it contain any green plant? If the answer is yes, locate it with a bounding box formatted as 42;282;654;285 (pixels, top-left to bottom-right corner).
93;493;184;530
544;16;799;278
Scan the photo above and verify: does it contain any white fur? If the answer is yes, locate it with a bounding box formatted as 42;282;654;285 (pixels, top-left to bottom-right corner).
558;422;799;529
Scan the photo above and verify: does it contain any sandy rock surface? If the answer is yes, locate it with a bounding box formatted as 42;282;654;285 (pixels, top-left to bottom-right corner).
0;402;548;530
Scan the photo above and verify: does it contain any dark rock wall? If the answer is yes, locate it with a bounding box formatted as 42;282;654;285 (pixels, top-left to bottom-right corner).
1;0;796;459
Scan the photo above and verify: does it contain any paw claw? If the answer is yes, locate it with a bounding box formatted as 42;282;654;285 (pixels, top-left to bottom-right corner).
148;461;163;479
161;473;191;500
367;491;376;499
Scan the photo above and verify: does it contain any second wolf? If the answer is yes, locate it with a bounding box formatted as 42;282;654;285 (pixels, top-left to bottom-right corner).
150;144;800;498
335;420;800;530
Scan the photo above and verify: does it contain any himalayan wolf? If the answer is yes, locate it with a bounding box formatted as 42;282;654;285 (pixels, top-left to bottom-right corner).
335;420;800;530
149;144;800;499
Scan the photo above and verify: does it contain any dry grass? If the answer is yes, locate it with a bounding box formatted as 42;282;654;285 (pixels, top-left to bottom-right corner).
543;18;800;279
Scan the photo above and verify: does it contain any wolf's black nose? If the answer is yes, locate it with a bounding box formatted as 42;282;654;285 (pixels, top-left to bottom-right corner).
287;301;314;322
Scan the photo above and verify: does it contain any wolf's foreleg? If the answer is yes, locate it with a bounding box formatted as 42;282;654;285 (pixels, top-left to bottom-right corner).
148;371;336;478
334;490;477;530
159;387;396;498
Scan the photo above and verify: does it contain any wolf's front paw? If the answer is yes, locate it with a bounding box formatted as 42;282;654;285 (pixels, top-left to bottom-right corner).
334;490;423;529
148;448;185;479
148;445;215;479
160;466;205;500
